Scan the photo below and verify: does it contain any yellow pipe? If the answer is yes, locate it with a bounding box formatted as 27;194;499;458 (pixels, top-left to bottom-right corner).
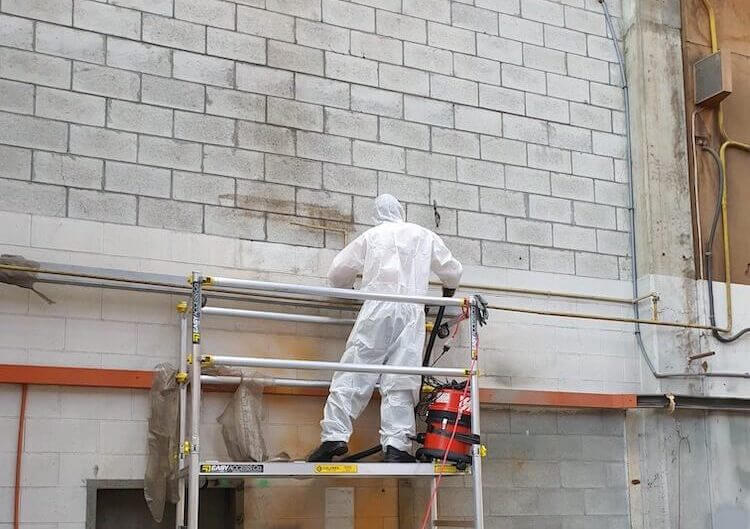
718;141;731;330
700;0;718;53
0;263;725;333
487;304;719;331
699;0;750;333
430;280;658;306
717;141;750;332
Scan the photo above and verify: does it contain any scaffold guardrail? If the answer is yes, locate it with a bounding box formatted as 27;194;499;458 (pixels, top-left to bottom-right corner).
177;272;484;529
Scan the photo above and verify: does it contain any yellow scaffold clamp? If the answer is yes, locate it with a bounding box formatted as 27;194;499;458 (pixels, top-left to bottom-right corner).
175;371;188;384
479;445;488;458
176;301;188;313
187;355;214;367
425;321;434;332
187;276;213;286
182;441;191;455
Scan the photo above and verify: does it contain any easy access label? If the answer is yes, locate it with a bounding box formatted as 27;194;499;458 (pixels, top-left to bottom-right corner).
201;463;264;474
314;464;358;474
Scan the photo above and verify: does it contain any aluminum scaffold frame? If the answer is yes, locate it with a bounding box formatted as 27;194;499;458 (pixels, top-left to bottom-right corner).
178;272;485;529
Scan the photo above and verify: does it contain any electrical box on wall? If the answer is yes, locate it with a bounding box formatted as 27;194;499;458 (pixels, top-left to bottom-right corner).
694;49;732;107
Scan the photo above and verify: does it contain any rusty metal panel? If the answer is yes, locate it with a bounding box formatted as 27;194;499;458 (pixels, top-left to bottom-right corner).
682;0;750;285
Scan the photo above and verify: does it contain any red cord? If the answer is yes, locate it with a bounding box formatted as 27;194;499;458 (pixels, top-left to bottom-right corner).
418;358;476;529
450;305;469;339
14;384;28;529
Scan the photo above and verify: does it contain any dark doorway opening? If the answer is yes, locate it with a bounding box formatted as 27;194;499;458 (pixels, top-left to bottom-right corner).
87;480;242;529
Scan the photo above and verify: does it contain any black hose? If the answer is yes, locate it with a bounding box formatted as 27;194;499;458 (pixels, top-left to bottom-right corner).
423;306;446;367
701;146;750;342
419;305;447;398
341;444;382;462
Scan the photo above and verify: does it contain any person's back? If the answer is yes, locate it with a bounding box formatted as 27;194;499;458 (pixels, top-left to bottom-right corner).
328;194;462;296
358;221;434;295
309;194;463;463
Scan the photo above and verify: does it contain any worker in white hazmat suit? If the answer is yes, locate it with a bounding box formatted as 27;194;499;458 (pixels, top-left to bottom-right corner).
307;194;462;462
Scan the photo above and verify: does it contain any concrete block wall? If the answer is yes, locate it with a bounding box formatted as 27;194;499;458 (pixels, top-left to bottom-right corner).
0;210;639;390
410;407;629;529
0;0;640;392
1;383;631;528
0;384;152;527
0;382;395;528
0;0;641;526
0;210;639;528
0;0;628;280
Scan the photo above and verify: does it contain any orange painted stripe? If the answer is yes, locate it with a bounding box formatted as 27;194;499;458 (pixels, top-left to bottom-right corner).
479;388;636;409
0;364;332;397
0;364;154;389
0;364;637;408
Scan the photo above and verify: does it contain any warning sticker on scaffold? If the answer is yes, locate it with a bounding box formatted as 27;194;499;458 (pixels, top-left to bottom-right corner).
313;464;358;474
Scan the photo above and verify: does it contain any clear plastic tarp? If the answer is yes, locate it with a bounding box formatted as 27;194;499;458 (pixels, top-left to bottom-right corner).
217;368;267;462
144;363;180;522
145;366;268;522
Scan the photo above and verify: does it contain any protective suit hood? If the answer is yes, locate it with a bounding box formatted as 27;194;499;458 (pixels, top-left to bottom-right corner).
374;194;404;224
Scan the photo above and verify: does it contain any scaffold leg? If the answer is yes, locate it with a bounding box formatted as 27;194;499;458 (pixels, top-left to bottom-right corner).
176;302;188;529
469;299;484;529
187;273;202;529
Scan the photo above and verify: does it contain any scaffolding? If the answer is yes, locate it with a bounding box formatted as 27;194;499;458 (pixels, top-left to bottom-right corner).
175;271;485;529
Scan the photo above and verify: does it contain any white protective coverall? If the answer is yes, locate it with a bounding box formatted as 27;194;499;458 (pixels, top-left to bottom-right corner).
320;194;463;451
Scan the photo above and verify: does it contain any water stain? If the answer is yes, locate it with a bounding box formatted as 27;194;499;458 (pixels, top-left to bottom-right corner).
222;193;294;215
224;193;354;224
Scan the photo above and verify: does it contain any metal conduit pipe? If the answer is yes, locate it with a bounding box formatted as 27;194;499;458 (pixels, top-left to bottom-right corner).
38;276;361;312
716;140;750;332
701;147;750;342
0;264;728;333
2;261;660;308
700;0;750;335
600;0;672;378
435;279;658;305
34;265;661;317
487;303;719;331
599;0;750;378
691;108;706;279
42;265;657;316
0;263;361;311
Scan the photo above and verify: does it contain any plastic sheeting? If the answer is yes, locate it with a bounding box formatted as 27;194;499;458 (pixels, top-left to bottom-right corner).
144;366;267;522
217;369;266;462
0;254;55;304
144;363;180;522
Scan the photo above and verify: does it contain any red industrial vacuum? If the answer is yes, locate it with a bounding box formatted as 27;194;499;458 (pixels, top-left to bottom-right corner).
415;382;480;469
